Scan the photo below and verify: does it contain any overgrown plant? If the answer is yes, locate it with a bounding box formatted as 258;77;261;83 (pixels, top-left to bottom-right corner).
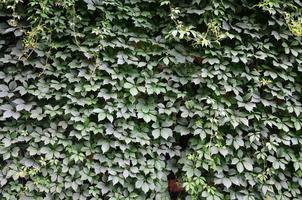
0;0;302;200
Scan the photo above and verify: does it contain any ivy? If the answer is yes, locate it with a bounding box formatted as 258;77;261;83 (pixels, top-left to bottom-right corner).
0;0;302;200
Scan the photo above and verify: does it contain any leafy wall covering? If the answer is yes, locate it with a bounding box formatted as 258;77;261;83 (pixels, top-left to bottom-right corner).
0;0;302;199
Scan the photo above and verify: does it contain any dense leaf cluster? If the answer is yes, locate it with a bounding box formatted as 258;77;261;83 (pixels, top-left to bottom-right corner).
0;0;302;199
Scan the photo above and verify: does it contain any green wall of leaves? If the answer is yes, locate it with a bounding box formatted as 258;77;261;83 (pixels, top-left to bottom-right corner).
0;0;302;199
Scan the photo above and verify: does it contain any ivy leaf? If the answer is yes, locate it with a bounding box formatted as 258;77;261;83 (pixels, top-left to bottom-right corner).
107;114;114;122
272;31;280;40
130;87;138;96
241;118;249;126
219;148;228;157
101;143;110;153
2;138;11;147
245;103;256;112
232;158;240;164
152;129;160;139
142;182;149;193
222;178;232;189
124;82;133;89
243;160;253;171
163;57;169;65
236;162;244;173
3;110;13;118
294;121;301;130
161;128;172;139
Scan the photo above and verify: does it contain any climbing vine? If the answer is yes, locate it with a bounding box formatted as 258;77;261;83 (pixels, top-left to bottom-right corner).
0;0;302;200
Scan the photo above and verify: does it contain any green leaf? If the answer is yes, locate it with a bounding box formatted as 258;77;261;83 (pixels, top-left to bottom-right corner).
222;178;232;188
163;57;170;65
124;82;133;89
232;158;240;164
273;161;279;169
2;138;11;147
294;121;301;130
107;114;114;122
245;103;256;112
102;143;110;153
241;118;249;126
98;112;106;121
236;162;244;173
243;160;253;171
3;110;13;118
152;129;160;139
142;182;149;193
160;1;170;6
130;87;138;96
161;128;172;139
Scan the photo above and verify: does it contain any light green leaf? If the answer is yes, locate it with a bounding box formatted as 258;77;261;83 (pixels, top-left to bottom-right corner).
222;178;232;188
163;57;169;65
243;160;253;171
152;129;160;139
98;112;106;121
102;143;110;153
124;82;133;89
161;128;172;139
236;162;244;173
294;121;301;130
130;87;138;96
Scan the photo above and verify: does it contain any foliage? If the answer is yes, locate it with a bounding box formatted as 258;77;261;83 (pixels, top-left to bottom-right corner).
0;0;302;199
